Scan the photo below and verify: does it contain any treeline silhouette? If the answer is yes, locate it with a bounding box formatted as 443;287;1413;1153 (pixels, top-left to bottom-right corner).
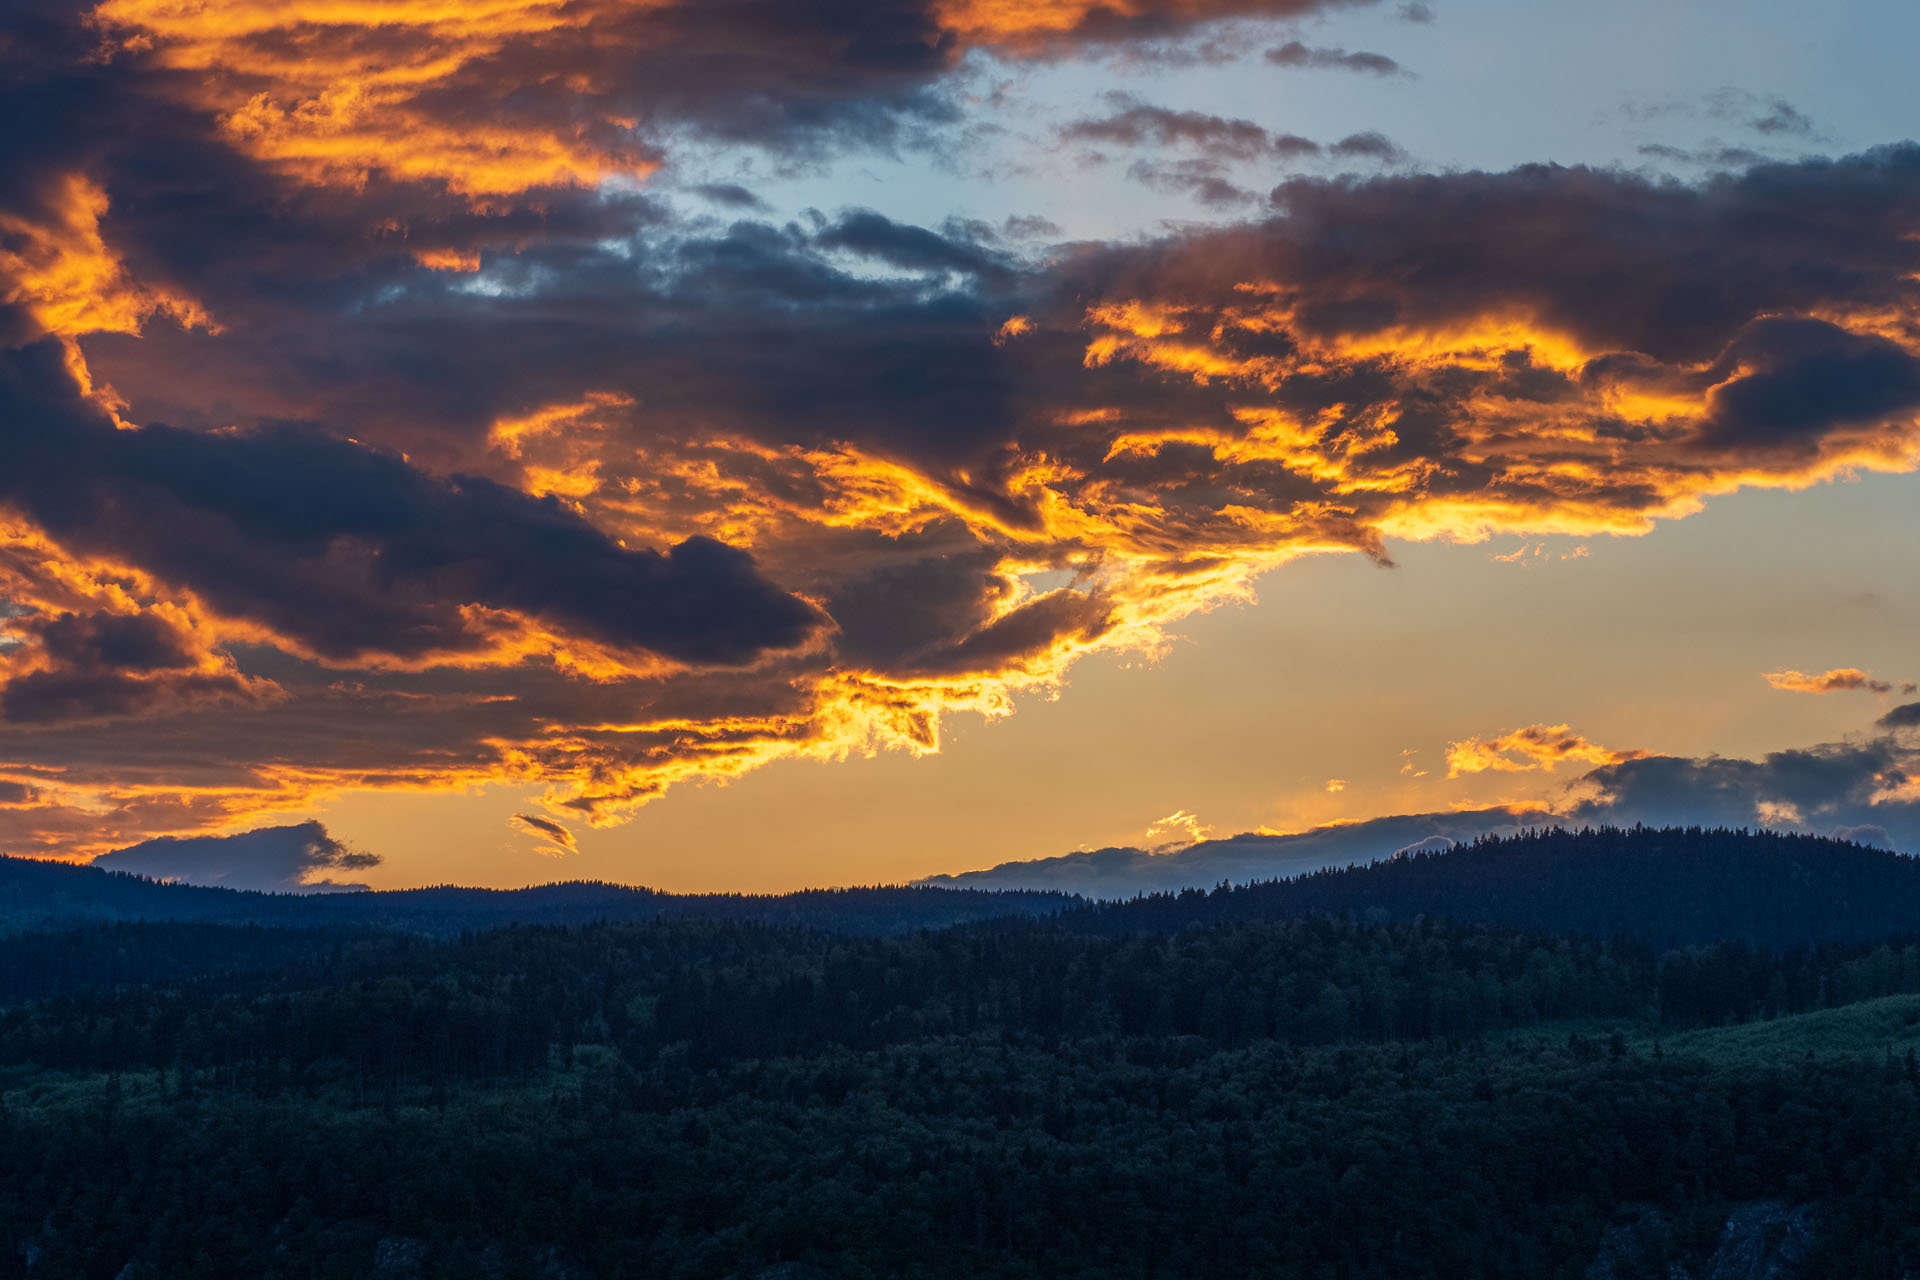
1064;826;1920;948
0;856;1072;935
8;826;1917;951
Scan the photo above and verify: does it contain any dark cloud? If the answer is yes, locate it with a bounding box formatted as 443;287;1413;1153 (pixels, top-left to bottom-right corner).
25;0;1387;199
917;589;1115;676
2;667;259;725
1061;95;1322;168
1002;214;1062;241
0;337;824;666
1571;739;1915;837
0;781;35;805
511;813;577;854
816;210;1012;279
1624;89;1816;141
1882;703;1920;730
1264;42;1406;76
25;609;196;672
1637;143;1768;170
92;820;380;893
1396;2;1435;21
689;183;771;211
1700;317;1920;451
1329;131;1407;163
1063;95;1278;161
1748;98;1814;137
3;1;1919;861
1125;158;1258;206
0;607;264;725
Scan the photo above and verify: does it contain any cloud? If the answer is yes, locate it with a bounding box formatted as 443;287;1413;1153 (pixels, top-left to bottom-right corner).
1446;724;1646;778
91;820;380;893
5;45;1920;864
1623;89;1816;141
1264;42;1406;76
1765;667;1896;695
1747;98;1814;137
1881;703;1920;730
1059;95;1323;201
1637;143;1768;170
1569;736;1918;835
1328;131;1408;163
511;812;577;855
1125;159;1259;206
1062;94;1314;164
689;184;771;212
816;210;1013;280
65;0;1386;207
1698;317;1920;452
0;605;272;725
926;725;1920;896
0;338;824;668
1144;809;1213;850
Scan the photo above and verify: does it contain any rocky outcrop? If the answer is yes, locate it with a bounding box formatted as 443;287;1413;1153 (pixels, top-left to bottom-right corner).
1700;1202;1822;1280
1587;1201;1824;1280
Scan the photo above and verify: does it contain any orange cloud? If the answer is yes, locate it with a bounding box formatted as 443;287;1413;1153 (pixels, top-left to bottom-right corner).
511;811;576;854
90;0;660;198
1446;724;1647;779
5;142;1920;865
0;174;210;341
1764;668;1897;695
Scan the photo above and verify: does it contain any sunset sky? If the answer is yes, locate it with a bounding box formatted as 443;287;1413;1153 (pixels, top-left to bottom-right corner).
1;0;1917;892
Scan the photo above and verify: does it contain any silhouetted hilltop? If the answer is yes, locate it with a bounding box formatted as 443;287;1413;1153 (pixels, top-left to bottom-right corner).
9;826;1919;949
1057;825;1920;949
0;856;1073;936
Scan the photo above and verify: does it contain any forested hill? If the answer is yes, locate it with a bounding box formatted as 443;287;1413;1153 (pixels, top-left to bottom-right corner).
0;855;1073;936
1060;826;1920;949
8;826;1919;947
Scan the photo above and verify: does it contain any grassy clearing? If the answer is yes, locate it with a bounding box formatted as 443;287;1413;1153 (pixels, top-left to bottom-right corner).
1653;992;1920;1067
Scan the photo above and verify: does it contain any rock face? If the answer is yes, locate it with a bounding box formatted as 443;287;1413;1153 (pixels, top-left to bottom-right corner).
1700;1202;1822;1280
1587;1201;1823;1280
371;1237;429;1278
1585;1206;1688;1280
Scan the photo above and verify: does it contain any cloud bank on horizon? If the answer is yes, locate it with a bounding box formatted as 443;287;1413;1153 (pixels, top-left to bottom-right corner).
0;0;1916;877
926;711;1920;895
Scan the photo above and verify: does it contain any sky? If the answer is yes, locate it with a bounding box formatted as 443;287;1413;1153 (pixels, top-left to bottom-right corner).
0;0;1916;893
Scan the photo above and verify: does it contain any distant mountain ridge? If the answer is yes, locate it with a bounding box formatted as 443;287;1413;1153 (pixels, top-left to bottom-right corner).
0;855;1073;937
917;806;1557;896
8;825;1920;949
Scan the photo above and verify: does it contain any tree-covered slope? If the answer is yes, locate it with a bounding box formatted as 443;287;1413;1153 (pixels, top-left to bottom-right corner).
1065;826;1920;948
0;854;1073;936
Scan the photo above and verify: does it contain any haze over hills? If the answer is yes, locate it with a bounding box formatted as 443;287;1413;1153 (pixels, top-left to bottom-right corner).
915;807;1559;896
